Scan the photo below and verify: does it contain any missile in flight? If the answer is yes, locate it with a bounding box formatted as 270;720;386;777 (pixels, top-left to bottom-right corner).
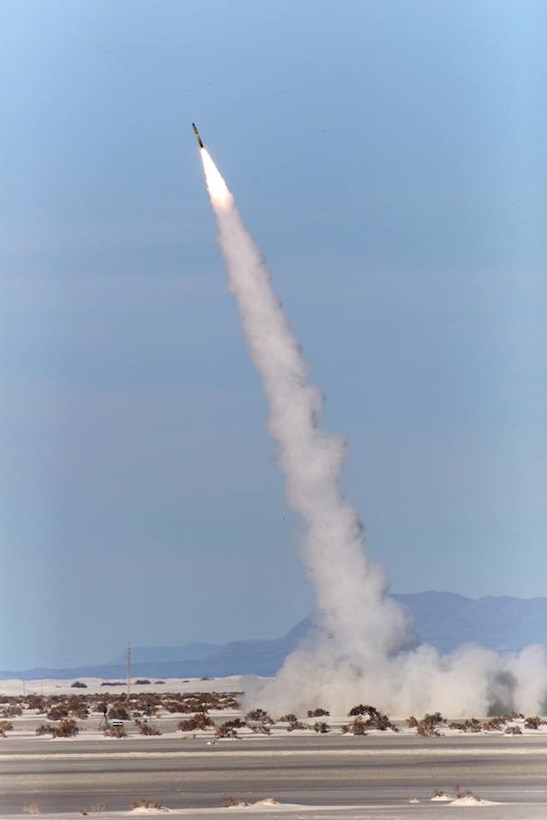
192;123;204;149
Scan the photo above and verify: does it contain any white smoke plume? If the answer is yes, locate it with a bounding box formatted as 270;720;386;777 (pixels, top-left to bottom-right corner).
199;147;547;718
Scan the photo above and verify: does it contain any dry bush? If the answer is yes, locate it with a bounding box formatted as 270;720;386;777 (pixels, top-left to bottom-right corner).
279;713;298;723
245;708;273;724
103;724;126;738
163;700;185;714
348;704;374;717
313;721;330;733
222;795;247;807
108;705;130;721
46;704;69;721
449;718;482;733
215;723;238;738
0;720;13;737
68;698;89;719
505;725;522;735
36;724;54;736
53;718;79;738
346;705;396;731
26;695;46;712
178;712;214;732
129;799;163;809
414;712;446;737
455;785;480;800
524;716;544;729
286;720;308;731
23;802;41;815
481;717;506;731
251;724;271;734
221;718;245;728
341;717;367;735
137;721;162;736
406;715;418;728
2;704;22;718
308;707;330;717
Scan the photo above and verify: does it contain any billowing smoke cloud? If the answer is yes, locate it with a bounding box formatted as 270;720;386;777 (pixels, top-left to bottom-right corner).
199;147;547;717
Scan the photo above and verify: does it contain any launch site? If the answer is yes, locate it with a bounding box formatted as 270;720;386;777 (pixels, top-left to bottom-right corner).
1;0;546;817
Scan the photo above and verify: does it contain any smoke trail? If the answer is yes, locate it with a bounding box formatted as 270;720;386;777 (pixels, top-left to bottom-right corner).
198;148;547;717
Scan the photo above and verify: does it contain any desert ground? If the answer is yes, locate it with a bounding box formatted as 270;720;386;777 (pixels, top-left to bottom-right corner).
2;676;547;819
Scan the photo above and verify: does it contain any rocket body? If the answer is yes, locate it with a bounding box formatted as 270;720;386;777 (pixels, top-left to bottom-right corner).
192;123;204;148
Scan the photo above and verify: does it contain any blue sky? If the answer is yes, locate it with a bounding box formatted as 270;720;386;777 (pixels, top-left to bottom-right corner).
0;0;546;670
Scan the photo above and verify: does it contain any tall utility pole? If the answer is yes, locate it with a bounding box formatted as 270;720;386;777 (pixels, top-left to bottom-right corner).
126;641;131;699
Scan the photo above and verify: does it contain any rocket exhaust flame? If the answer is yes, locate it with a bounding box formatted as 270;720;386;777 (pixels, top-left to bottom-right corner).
197;142;547;717
201;149;233;209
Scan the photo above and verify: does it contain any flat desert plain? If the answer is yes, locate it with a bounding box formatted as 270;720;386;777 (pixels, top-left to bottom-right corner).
2;676;547;819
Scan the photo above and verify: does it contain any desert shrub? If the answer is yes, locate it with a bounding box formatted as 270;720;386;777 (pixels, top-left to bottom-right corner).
135;679;151;685
138;722;162;736
100;681;124;687
455;785;480;800
251;724;271;734
215;724;238;738
308;707;330;717
505;725;523;735
423;712;444;726
449;718;482;733
194;711;214;730
341;717;367;735
53;718;79;738
524;716;544;729
178;712;214;732
417;722;440;737
103;724;126;738
36;724;54;736
69;701;89;720
406;716;418;728
245;708;273;724
222;795;247;807
286;720;308;731
23;801;41;815
0;720;13;736
313;721;330;733
25;696;46;712
481;718;506;731
108;706;130;721
348;704;375;717
279;713;298;723
46;705;69;721
129;799;162;809
71;681;87;688
414;712;446;736
347;704;396;731
163;700;185;713
2;704;22;718
221;718;246;728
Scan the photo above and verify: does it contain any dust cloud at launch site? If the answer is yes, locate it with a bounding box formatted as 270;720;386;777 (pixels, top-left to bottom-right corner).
197;141;547;718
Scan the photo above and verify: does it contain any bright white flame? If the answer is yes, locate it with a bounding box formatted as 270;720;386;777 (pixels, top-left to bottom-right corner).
200;149;233;208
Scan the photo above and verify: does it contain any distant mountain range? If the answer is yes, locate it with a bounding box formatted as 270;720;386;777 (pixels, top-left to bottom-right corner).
3;592;547;680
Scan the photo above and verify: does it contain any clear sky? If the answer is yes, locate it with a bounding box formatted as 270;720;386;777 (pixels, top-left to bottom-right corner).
0;0;546;670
